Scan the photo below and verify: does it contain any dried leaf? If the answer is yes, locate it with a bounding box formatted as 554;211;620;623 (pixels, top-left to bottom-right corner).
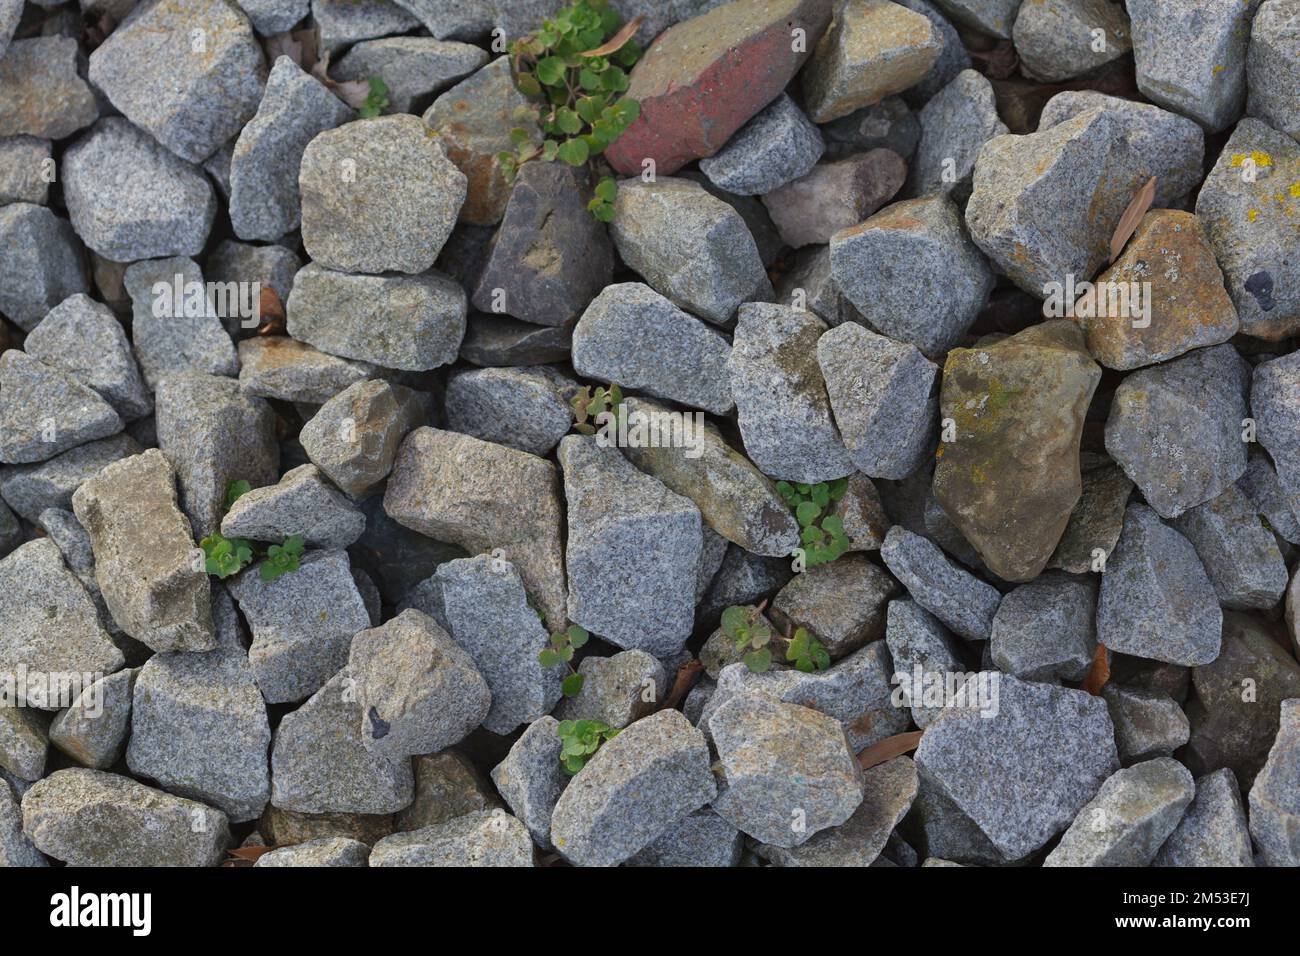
580;15;645;58
857;730;923;771
333;79;373;110
228;845;276;861
1110;175;1157;263
1081;643;1110;696
255;287;286;336
659;658;704;713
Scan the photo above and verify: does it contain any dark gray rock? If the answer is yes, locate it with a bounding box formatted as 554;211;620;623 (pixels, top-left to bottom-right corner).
0;204;89;332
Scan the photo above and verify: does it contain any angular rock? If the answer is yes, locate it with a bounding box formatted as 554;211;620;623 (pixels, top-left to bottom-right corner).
314;0;421;53
1044;757;1194;866
910;69;1007;199
270;669;414;814
1048;459;1133;572
887;600;967;728
610;177;772;326
1097;503;1222;667
550;710;716;866
221;464;365;549
122;257;239;389
256;836;370;867
0;37;98;140
822;96;921;161
763;149;907;249
0;433;140;524
573;284;733;414
915;674;1119;859
48;668;136;770
1012;0;1131;82
624;808;744;867
230;57;353;242
832;472;891;552
990;573;1096;682
1171;485;1287;611
556;651;665;730
396;750;499;832
206;240;302;320
471;162;614;328
1248;698;1300;866
0;780;45;867
1102;685;1190;764
699;93;824;196
881;526;1000;640
1248;0;1300;141
333;37;488;114
491;716;567;851
1239;451;1300;546
897;0;974;103
237;0;311;34
460;312;572;367
932;0;1020;38
443;365;574;458
604;0;833;175
0;351;122;465
769;555;899;660
0;204;89;332
299;114;466;273
559;435;700;656
830;194;994;356
73;449;216;653
0;705;47;781
696;545;794;630
237;337;373;405
1154;767;1254;867
1254;351;1300;522
1105;343;1250;518
384;427;567;630
371;809;534;866
22;768;229;866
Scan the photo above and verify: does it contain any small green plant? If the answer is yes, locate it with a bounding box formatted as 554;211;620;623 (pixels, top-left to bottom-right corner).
357;76;389;118
777;478;850;567
556;718;619;774
786;627;831;673
538;624;589;697
720;604;776;674
570;382;625;435
201;532;254;579
260;535;305;583
500;0;642;220
200;481;307;583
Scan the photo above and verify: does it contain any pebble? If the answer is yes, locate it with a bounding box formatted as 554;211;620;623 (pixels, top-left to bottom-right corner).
773;245;865;327
910;69;1007;199
832;472;891;552
333;37;489;114
0;350;122;465
0;204;89;333
256;837;371;867
770;555;899;660
491;716;567;851
897;0;972;104
624;808;744;867
299;114;466;273
763;149;907;249
237;0;310;34
990;573;1097;683
0;433;141;524
610;177;773;326
1101;684;1190;764
1012;0;1132;82
830;194;994;356
1248;0;1300;141
0;136;52;207
1048;457;1131;572
555;650;664;730
1171;485;1288;611
237;337;374;405
1248;698;1300;866
1153;767;1254;867
886;600;965;728
221;463;366;549
880;526;1001;641
1253;351;1300;521
397;750;499;832
370;809;534;866
698;93;824;196
0;37;98;140
0;705;47;781
48;668;136;771
443;365;575;458
0;780;45;867
122;258;239;391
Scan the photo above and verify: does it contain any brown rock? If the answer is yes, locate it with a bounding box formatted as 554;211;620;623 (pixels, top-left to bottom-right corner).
761;149;906;248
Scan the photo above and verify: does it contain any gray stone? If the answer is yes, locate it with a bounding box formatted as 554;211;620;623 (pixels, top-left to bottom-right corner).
550;710;716;867
699;94;824;196
0;135;52;206
269;669;414;814
772;244;865;328
205;240;301;323
709;695;863;847
573;284;733;415
905;770;1021;865
831;194;994;357
0;780;45;867
287;263;465;371
333;37;488;113
831;472;891;552
0;705;48;781
1129;0;1252;132
431;555;562;735
72;449;216;653
728;304;854;483
756;756;917;866
256;836;370;867
619;396;799;558
1045;757;1194;867
817;322;938;480
236;0;310;34
696;545;794;630
1105;343;1251;519
384;427;567;630
1154;767;1254;867
802;0;942;123
313;0;421;54
687;172;786;267
932;0;1020;38
0;37;98;140
0;204;88;332
762;149;907;249
461;312;572;367
0;351;121;465
237;337;374;405
22;768;230;866
299;380;430;500
371;809;534;866
559;435;700;656
1097;504;1221;667
1038;90;1204;207
1195;119;1300;340
348;608;490;757
228;549;371;704
471;162;615;328
123;258;240;389
396;750;499;832
880;526;1000;641
1013;0;1131;82
0;501;19;559
910;69;1007;199
1254;352;1300;524
696;526;729;601
230;57;353;242
1239;451;1300;546
700;608;777;679
1248;699;1300;866
0;434;140;524
491;716;567;851
769;555;899;660
1172;485;1287;611
990;572;1096;683
88;0;265;162
899;0;972;103
221;464;365;549
611;177;772;326
258;803;395;847
126;646;271;822
624;808;743;867
916;674;1119;859
1248;0;1300;141
24;294;151;422
1048;458;1133;573
299;114;466;273
555;651;665;731
443;365;574;458
965;108;1149;296
1101;685;1190;764
155;372;278;539
822;97;921;161
48;668;136;770
886;600;966;728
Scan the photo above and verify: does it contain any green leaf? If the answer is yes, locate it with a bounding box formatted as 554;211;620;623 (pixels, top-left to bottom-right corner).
555;107;582;134
743;647;772;673
614;40;640;67
536;56;566;86
576;94;607;123
811;483;830;509
589;200;615;222
720;605;748;638
509;127;531;146
821;514;844;536
567;624;589;647
579;67;603;91
601;65;629;92
557;137;589;166
562;673;585;698
557;645;574;663
224;480;251;511
595;176;617;203
828;477;849;501
516;71;542;96
796;501;821;527
542;139;559;161
538;648;561;668
557;720;577;736
610;96;639;122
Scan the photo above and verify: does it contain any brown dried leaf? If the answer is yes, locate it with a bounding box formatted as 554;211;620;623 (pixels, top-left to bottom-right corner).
255;287;286;336
333;79;373;109
857;730;923;771
659;658;704;713
228;845;277;861
1081;643;1110;696
1110;176;1157;264
580;15;645;58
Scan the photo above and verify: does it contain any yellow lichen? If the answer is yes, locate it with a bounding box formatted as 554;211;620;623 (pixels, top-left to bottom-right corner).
1230;151;1273;168
1248;209;1259;222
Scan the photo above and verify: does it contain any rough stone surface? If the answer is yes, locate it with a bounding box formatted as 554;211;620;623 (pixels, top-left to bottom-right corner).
1239;451;1300;546
1248;698;1300;866
1154;767;1254;867
1097;503;1222;667
763;149;907;249
0;780;45;867
769;555;899;660
333;36;489;114
396;750;499;832
1248;0;1300;141
911;69;1007;200
1171;485;1287;611
555;651;665;730
0;37;98;140
370;809;534;866
1102;685;1190;764
491;716;567;851
221;464;366;549
932;0;1020;39
1254;351;1300;522
881;527;1001;641
610;177;773;326
256;836;370;867
0;706;47;781
0;204;89;332
314;0;421;53
0;433;141;524
443;365;574;458
49;669;136;771
237;337;374;405
698;93;824;196
1013;0;1131;82
123;258;239;390
886;600;965;728
990;573;1096;682
460;312;572;367
0;350;122;465
624;808;743;867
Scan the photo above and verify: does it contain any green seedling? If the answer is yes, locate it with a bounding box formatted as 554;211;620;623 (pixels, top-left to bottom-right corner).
720;604;776;674
200;481;308;583
570;382;624;435
786;626;831;673
777;478;851;567
538;624;589;697
556;718;619;774
260;535;305;583
358;76;390;118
